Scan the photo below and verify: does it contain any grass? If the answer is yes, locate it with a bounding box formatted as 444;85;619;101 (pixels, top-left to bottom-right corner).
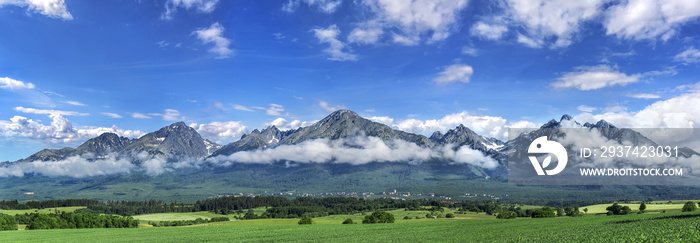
3;211;699;242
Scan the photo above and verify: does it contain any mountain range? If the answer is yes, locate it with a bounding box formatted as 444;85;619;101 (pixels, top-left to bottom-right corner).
2;110;699;202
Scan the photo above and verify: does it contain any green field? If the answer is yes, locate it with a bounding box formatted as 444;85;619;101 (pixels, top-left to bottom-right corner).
582;201;698;214
3;211;700;242
0;206;85;215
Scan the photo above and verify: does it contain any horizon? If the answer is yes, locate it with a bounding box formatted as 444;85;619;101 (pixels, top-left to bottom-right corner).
2;1;700;161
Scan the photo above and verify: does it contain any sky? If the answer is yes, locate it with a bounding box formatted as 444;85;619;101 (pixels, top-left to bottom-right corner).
2;0;700;161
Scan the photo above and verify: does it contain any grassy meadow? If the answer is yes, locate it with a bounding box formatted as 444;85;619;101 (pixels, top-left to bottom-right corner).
2;211;699;242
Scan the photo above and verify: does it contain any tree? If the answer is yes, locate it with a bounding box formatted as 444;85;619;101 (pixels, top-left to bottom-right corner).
531;207;555;218
362;211;394;224
496;211;517;219
682;201;697;212
298;216;313;225
583;208;588;213
564;207;581;217
342;218;353;224
639;202;646;213
556;208;564;217
606;203;631;215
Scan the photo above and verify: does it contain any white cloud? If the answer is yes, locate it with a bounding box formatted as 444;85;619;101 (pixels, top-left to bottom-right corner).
0;77;35;89
470;21;508;40
264;118;316;131
432;64;474;85
0;0;73;20
190;121;248;144
370;111;536;141
0;153;134;178
551;65;641;91
516;34;543;48
674;46;700;64
101;112;123;118
504;0;605;48
193;22;233;58
574;82;700;129
233;104;254;112
149;109;181;121
312;25;357;61
462;46;478;56
391;33;419;46
63;100;86;106
252;104;287;116
628;93;661;99
0;114;143;143
213;102;227;112
130;113;151;119
162;0;219;19
348;27;383;45
605;0;700;41
282;0;341;13
359;0;469;43
317;100;346;113
366;116;394;126
208;135;498;169
14;106;88;116
577;105;597;112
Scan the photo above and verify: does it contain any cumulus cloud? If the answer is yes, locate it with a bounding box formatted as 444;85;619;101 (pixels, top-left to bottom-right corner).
190;121;248;144
348;26;383;45
365;116;394;126
604;0;700;41
0;77;35;89
207;136;499;169
0;114;143;143
194;22;233;58
551;65;641;91
312;25;357;61
574;81;700;129
317;100;346;112
14;106;88;116
674;46;700;64
506;0;605;48
162;0;219;19
263;118;316;131
432;64;474;85
471;21;508;40
359;0;469;44
101;112;123;119
0;0;73;20
148;109;181;121
282;0;341;13
375;111;536;141
252;104;287;116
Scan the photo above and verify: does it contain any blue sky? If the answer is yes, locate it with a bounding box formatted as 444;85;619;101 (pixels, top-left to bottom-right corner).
2;0;700;161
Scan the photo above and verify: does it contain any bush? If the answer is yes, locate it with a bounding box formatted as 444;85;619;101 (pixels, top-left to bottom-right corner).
298;216;313;225
606;203;631;215
531;207;555;218
342;218;353;224
497;211;517;219
362;211;394;224
403;216;410;220
445;213;455;218
682;201;697;212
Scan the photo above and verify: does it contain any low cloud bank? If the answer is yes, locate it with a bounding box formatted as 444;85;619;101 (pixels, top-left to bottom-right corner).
0;136;499;178
208;136;499;169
